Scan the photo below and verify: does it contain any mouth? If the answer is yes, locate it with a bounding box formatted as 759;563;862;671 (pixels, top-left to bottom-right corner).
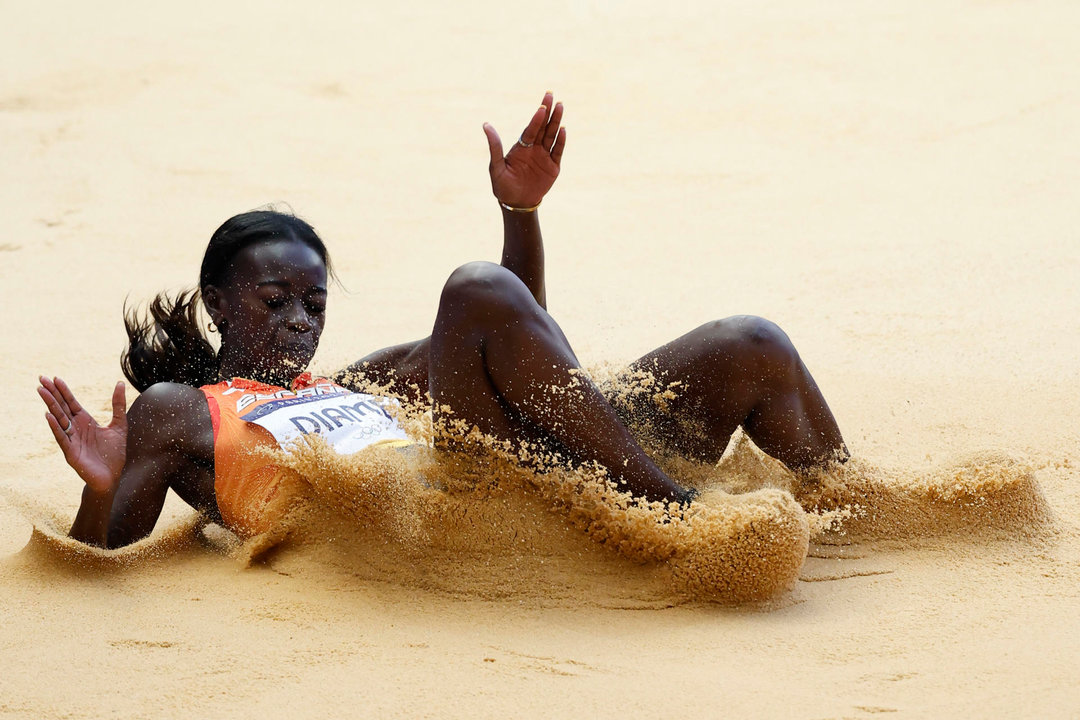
275;335;316;365
281;334;313;348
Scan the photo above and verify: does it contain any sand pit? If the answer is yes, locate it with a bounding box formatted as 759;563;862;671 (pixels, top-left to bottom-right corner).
3;1;1080;717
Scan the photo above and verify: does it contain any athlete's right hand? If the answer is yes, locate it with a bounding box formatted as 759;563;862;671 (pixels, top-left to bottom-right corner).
38;376;128;495
483;91;567;210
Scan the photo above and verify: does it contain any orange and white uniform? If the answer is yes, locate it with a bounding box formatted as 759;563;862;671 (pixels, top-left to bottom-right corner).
200;372;411;536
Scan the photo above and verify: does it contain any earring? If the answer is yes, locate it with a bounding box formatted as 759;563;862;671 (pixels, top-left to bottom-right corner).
207;321;218;334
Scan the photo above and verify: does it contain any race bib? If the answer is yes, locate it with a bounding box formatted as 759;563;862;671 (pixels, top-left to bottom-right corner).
239;391;410;454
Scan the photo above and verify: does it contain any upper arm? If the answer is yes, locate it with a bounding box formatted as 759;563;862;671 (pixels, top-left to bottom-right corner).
335;338;431;404
106;383;214;547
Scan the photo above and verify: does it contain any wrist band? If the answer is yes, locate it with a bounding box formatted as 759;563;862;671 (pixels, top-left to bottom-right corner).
500;201;541;213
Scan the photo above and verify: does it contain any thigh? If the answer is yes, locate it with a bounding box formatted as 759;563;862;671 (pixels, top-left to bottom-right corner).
608;316;782;462
429;311;545;448
427;263;561;452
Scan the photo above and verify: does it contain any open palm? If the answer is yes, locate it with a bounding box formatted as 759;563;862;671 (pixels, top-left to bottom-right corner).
484;91;567;209
38;376;128;495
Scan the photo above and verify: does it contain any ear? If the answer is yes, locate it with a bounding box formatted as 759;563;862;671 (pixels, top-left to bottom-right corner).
201;285;227;326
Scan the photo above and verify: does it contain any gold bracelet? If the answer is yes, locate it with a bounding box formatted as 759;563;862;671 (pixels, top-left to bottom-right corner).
499;200;541;213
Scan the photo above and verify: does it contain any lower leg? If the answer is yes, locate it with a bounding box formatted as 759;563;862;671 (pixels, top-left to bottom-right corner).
429;262;691;504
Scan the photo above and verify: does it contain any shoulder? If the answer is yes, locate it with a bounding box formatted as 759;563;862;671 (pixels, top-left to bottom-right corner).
127;382;213;456
130;382;209;417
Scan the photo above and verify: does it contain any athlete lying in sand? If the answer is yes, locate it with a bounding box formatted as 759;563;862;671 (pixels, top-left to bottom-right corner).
37;93;847;548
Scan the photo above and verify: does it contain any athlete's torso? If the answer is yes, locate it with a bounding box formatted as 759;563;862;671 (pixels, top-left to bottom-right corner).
199;372;410;536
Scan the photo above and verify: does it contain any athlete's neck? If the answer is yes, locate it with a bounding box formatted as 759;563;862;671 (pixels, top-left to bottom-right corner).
217;352;306;389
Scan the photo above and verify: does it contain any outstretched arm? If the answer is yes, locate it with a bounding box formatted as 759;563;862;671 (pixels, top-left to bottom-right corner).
485;91;567;310
39;376;129;545
38;377;214;548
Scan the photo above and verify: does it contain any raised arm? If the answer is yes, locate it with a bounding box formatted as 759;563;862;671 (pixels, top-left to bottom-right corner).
335;94;566;399
38;377;215;548
484;91;567;310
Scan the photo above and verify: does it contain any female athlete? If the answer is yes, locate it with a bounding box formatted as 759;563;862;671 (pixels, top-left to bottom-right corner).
37;94;846;548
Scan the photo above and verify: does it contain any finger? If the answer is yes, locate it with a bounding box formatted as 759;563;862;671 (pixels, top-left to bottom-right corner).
520;104;547;146
541;101;563;150
54;376;84;416
39;376;66;412
540;91;554;122
44;412;72;450
483;123;505;169
110;381;127;429
551;127;567;165
37;383;72;427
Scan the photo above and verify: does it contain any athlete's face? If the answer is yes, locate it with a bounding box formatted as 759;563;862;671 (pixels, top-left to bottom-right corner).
204;238;328;383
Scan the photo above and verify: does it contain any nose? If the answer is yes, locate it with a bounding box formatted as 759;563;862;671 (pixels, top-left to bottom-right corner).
285;301;312;333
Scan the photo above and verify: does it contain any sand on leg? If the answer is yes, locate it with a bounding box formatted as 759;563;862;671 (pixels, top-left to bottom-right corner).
428;261;689;504
615;316;847;470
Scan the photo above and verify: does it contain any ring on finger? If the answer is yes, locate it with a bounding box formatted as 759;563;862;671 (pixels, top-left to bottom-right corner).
517;136;534;148
62;418;75;435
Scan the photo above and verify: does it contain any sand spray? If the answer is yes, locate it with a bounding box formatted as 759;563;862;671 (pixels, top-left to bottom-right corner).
6;368;1049;604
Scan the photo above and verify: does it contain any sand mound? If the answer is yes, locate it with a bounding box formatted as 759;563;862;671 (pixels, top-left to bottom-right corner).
226;436;809;604
798;451;1050;541
0;487;207;571
669;489;809;601
648;433;1049;542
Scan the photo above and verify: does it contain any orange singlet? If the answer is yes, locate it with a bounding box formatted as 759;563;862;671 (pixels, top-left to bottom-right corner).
200;372;411;537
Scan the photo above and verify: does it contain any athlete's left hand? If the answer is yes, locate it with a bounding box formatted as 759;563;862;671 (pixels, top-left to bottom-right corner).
484;91;567;210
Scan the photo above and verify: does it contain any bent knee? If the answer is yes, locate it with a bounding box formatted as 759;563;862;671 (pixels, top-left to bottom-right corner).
708;315;799;373
440;261;536;312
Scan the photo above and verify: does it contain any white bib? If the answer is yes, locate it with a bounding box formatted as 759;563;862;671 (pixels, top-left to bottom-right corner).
238;390;410;454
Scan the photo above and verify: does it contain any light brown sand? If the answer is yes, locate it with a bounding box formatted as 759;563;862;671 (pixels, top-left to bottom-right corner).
2;1;1079;716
